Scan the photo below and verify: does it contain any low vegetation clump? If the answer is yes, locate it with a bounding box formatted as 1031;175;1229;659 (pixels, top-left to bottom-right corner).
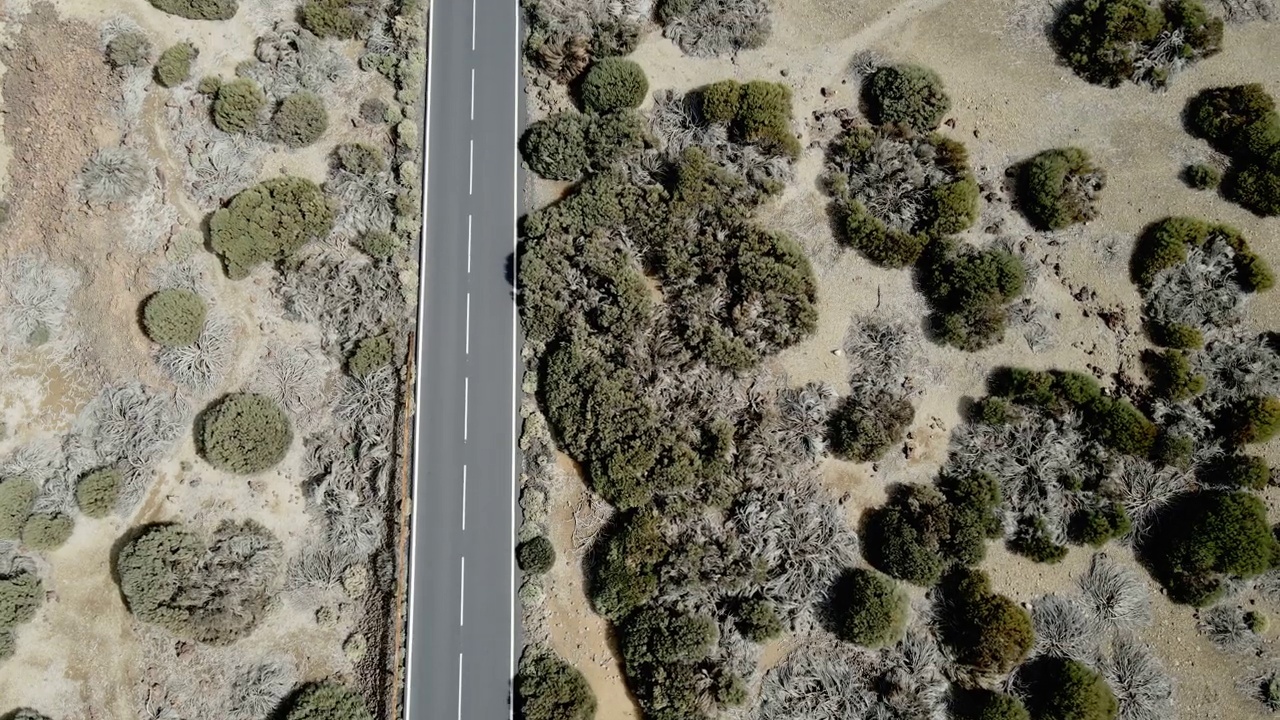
21;513;73;551
1142;490;1280;605
115;520;283;644
283;681;373;720
865;63;952;132
336;142;387;176
300;0;373;39
522;0;642;83
936;568;1034;673
517;536;556;574
523;110;647;180
1185;84;1280;216
0;477;37;540
147;0;238;20
953;688;1031;720
861;473;1003;586
1200;454;1271;490
347;334;393;379
272;91;329;148
106;30;152;69
917;239;1027;350
212;77;266;134
823;125;978;267
1222;395;1280;445
0;569;42;660
154;42;197;87
1142;349;1205;401
828;568;907;647
78;146;149;204
1021;656;1119;720
588;510;669;620
735;597;782;642
516;652;597;720
1019;148;1106;230
354;230;402;259
1184;163;1221;189
209;176;334;279
619;604;724;719
1067;502;1131;547
141;289;207;347
825;391;914;462
696;79;800;159
76;468;122;518
199;393;294;474
658;0;771;57
1010;516;1069;564
1131;216;1273;291
579;57;647;114
1053;0;1223;89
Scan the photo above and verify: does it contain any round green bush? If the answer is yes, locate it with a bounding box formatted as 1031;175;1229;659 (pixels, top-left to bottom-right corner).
1187;84;1276;153
106;31;153;69
1068;502;1131;547
155;42;197;88
1202;454;1272;490
1184;163;1221;190
199;393;293;474
148;0;238;20
517;653;596;720
21;513;73;551
0;477;37;540
953;688;1031;720
354;230;402;259
76;468;122;518
359;97;390;124
830;568;907;647
273;92;329;148
209;176;333;279
300;0;372;39
826;392;915;463
1020;148;1106;230
0;568;43;635
735;597;782;642
579;57;648;114
142;289;207;346
1149;320;1203;349
348;335;393;378
285;681;373;720
1054;0;1221;89
1143;348;1205;401
521;112;591;181
1229;163;1280;217
212;77;266;134
1022;656;1118;720
516;536;555;574
197;75;222;95
335;142;387;176
866;64;952;132
699;79;743;123
585;110;647;169
1010;516;1068;564
938;568;1033;672
1224;395;1280;445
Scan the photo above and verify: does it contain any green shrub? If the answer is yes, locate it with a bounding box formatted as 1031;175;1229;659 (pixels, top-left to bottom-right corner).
300;0;372;39
1201;454;1272;490
1149;320;1203;349
588;510;669;620
155;42;197;87
826;392;914;462
20;513;72;551
335;142;387;176
359;97;390;123
953;688;1032;720
517;536;556;574
106;31;153;69
1086;396;1158;456
209;176;333;279
1144;490;1280;605
1143;349;1205;401
584;110;647;168
76;468;121;518
1229;162;1280;217
1235;248;1276;292
1187;84;1276;154
973;396;1014;425
918;239;1026;351
619;604;718;717
1184;163;1221;189
1022;656;1118;720
1054;0;1221;88
212;77;265;133
0;569;42;634
516;653;596;720
272;92;328;148
866;64;952;132
841;205;930;267
1020;148;1106;230
284;681;373;720
937;568;1033;673
354;230;402;259
1152;430;1194;470
1223;395;1280;445
0;478;37;540
829;568;907;647
142;289;207;346
1068;502;1131;547
1130;216;1209;286
579;58;648;113
700;79;743;123
735;597;782;642
197;75;222;95
347;334;393;378
521;112;591;180
1010;516;1068;564
1246;610;1269;633
695;79;799;158
199;393;293;474
147;0;238;20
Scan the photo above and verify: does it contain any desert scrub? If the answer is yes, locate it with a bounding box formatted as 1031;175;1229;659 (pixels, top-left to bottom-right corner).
347;334;393;378
694;79;800;158
21;513;73;551
735;597;782;641
521;112;590;180
1053;0;1223;89
1185;84;1280;216
1142;348;1205;401
865;63;952;132
148;0;238;20
272;91;329;148
76;468;122;518
1200;454;1271;490
78;146;149;204
1222;395;1280;445
141;289;207;347
952;689;1031;720
937;568;1033;673
516;652;597;720
579;57;647;114
1021;656;1119;720
354;230;402;259
212;77;266;134
106;30;152;69
199;393;293;474
917;239;1027;351
282;681;373;720
0;569;42;660
1067;502;1131;547
335;142;387;176
0;477;37;539
1010;516;1069;563
209;176;334;279
155;42;197;87
1131;216;1272;290
1184;163;1221;189
1019;148;1106;230
823;125;977;267
828;568;907;647
516;536;555;574
825;391;914;462
657;0;771;57
300;0;373;39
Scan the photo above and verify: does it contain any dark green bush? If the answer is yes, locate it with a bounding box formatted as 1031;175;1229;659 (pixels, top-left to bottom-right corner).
589;510;669;620
695;79;800;158
1230;162;1280;217
735;597;782;642
0;569;42;647
1068;502;1131;547
866;64;952;132
147;0;238;20
347;334;393;378
516;653;596;720
212;77;265;134
1022;656;1118;720
1130;216;1207;286
517;536;556;574
521;112;591;181
1186;85;1280;216
354;230;402;259
142;289;207;347
284;681;373;720
1187;84;1276;154
335;142;387;176
584;110;647;168
1149;320;1203;349
1152;430;1194;470
1010;516;1068;564
1222;395;1280;445
1143;349;1205;401
952;688;1031;720
918;239;1027;351
620;604;718;718
1020;148;1105;230
0;477;36;540
76;468;121;518
199;393;293;474
106;31;153;69
700;79;742;123
1184;163;1221;189
826;392;914;462
300;0;372;39
829;568;907;647
197;75;222;95
1144;490;1280;605
1054;0;1221;88
1086;395;1158;456
155;42;197;87
973;396;1014;425
1201;454;1272;490
937;568;1033;673
21;513;72;551
272;92;329;148
209;176;333;279
580;58;647;113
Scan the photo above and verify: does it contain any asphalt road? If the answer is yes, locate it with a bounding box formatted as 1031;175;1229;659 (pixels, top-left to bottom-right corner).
405;0;522;717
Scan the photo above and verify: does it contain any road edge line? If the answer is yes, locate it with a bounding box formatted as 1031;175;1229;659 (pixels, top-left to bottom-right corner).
509;0;521;716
